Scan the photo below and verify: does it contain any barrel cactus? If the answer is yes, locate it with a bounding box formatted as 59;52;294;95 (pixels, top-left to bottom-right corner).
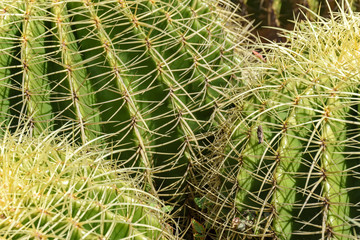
0;124;176;239
0;0;246;209
196;5;360;240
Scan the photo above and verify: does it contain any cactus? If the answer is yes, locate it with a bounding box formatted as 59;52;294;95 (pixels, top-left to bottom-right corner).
0;0;247;211
0;124;176;239
195;4;360;240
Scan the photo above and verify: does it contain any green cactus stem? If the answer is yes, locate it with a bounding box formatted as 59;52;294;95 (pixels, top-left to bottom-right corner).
0;0;245;206
234;10;358;239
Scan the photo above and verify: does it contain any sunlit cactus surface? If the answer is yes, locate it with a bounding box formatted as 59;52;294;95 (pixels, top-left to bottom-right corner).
0;126;176;239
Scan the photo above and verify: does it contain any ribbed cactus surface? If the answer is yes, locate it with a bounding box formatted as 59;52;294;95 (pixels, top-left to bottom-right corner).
0;0;243;204
0;126;175;239
197;8;360;240
236;14;360;240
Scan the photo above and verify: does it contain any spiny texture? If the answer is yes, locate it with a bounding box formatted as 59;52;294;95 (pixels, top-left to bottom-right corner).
0;127;175;239
197;9;360;240
0;0;245;205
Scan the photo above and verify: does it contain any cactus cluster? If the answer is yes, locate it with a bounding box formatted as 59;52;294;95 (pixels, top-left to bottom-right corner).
0;125;175;239
0;0;247;209
5;0;360;239
197;6;360;239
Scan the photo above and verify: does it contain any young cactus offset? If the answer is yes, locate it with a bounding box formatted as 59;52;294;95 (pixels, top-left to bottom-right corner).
197;7;360;240
0;125;176;239
0;0;245;205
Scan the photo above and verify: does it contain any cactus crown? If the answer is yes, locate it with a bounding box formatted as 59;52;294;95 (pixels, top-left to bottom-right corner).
0;124;176;239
